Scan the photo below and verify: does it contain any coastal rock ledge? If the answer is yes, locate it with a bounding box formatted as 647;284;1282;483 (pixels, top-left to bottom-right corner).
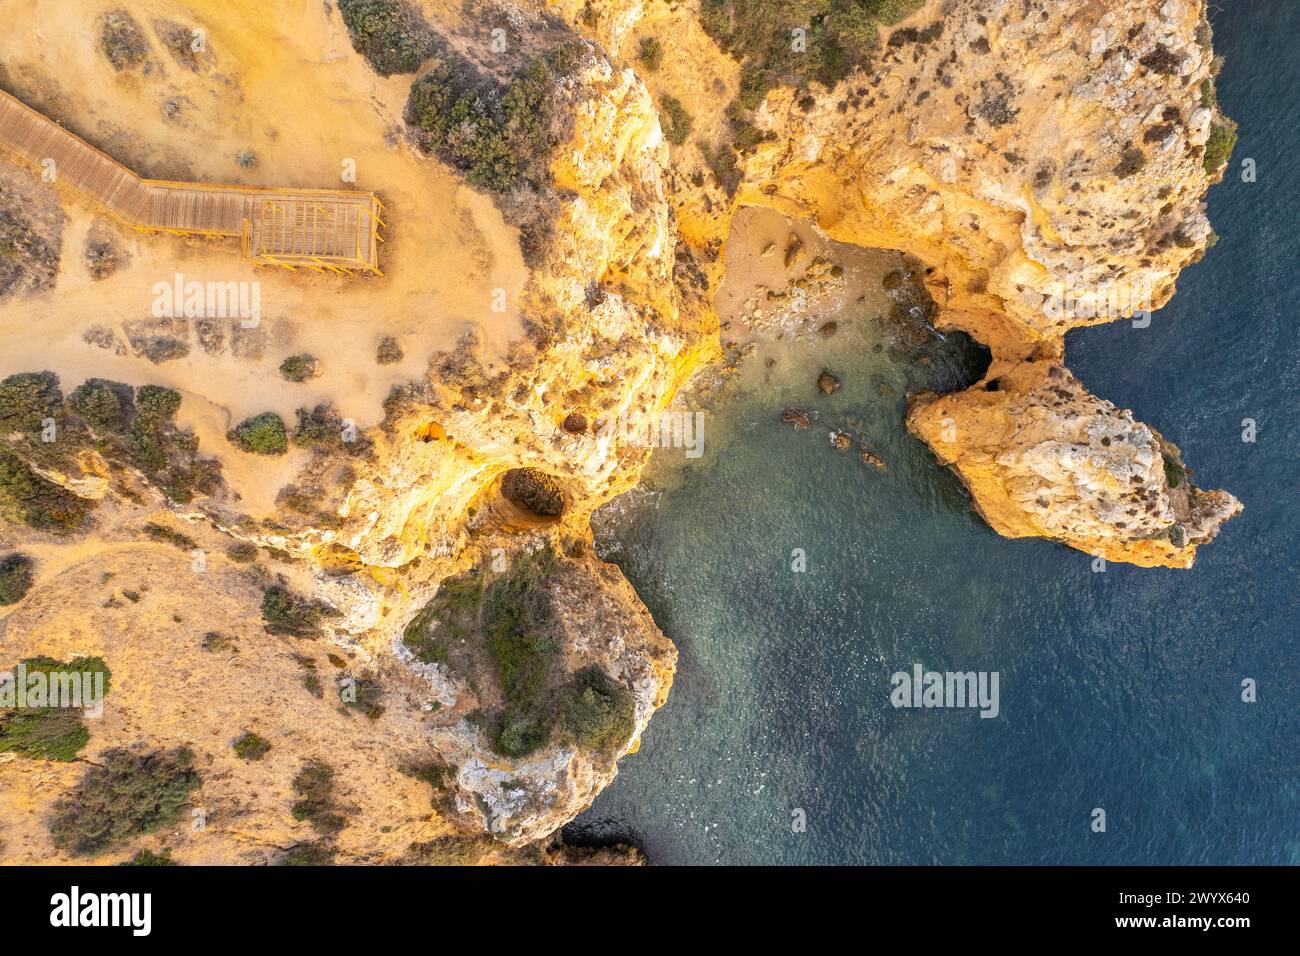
722;0;1243;567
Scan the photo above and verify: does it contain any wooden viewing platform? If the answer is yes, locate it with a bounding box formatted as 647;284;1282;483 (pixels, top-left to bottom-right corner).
0;88;383;274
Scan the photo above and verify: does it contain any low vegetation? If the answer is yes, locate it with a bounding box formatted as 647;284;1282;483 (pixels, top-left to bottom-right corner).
700;0;924;109
84;237;123;280
376;336;404;365
403;834;494;865
403;548;637;761
338;0;438;76
291;759;347;836
229;412;288;455
0;552;34;605
659;95;694;146
0;371;61;435
0;447;92;532
121;848;178;866
142;522;197;551
69;378;134;432
225;542;259;563
0;709;87;761
0;372;219;505
293;403;365;454
233;731;271;761
278;840;336;865
0;656;113;762
1163;456;1186;490
0;206;60;298
50;747;200;855
1203;121;1238;174
261;585;337;638
279;354;321;382
406;45;580;193
559;666;637;756
342;676;385;720
637;36;664;72
99;10;148;71
400;760;454;810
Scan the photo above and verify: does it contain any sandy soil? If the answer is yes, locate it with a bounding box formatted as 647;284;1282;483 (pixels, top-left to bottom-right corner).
0;0;527;516
716;205;904;343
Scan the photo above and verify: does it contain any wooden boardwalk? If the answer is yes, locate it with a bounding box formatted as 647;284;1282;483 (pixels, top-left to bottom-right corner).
0;88;383;273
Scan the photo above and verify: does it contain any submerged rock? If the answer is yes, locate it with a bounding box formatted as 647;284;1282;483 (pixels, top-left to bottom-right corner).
859;444;887;470
817;370;842;395
781;406;813;429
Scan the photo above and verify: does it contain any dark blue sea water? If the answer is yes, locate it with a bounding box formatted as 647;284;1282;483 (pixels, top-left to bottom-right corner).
567;1;1298;865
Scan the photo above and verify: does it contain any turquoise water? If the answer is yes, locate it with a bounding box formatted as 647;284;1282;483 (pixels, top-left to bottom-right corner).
567;1;1299;865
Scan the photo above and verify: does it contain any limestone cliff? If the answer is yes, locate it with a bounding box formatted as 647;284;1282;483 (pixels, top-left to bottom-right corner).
564;0;1240;567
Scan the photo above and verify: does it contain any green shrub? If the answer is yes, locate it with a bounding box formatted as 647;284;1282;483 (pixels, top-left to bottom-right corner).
50;747;200;855
126;386;179;471
0;448;93;531
483;550;561;757
700;0;922;108
293;404;360;453
261;585;335;638
0;708;87;761
0;552;34;605
278;840;336;865
121;848;177;866
229;412;288;455
1203;122;1238;174
402;574;484;664
403;834;493;865
0;655;113;761
637;36;663;71
406;48;572;193
659;95;694;146
225;542;258;563
99;10;148;71
233;731;271;761
400;760;453;809
135;385;182;421
291;759;346;835
338;0;438;76
68;378;134;432
278;354;320;382
560;666;636;755
1163;456;1186;489
0;371;61;434
342;676;385;720
1200;78;1217;109
128;386;220;503
20;654;112;697
142;522;197;551
202;631;238;654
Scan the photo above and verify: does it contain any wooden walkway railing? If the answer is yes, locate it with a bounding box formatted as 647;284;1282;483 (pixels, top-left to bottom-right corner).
0;88;383;274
